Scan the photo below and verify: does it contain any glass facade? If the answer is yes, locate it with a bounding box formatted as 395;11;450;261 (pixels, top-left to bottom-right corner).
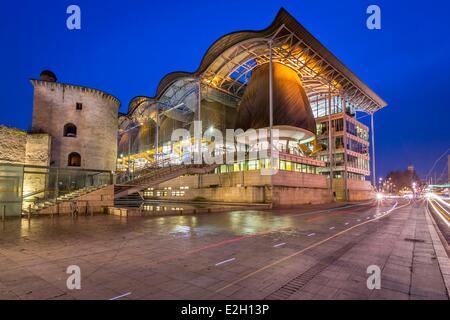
315;112;370;182
214;159;318;174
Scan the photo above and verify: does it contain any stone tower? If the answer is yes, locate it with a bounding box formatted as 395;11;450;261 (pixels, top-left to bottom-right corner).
31;70;121;171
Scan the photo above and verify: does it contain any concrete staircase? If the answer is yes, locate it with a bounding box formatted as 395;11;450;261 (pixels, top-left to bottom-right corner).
114;186;143;207
23;184;107;214
114;163;218;200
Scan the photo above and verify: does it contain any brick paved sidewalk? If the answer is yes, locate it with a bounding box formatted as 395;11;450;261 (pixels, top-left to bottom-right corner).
289;203;450;300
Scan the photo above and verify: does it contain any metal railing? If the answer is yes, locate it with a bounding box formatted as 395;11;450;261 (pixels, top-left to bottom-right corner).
0;163;113;216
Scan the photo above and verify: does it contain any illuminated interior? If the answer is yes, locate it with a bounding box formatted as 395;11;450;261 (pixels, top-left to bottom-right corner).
117;9;386;182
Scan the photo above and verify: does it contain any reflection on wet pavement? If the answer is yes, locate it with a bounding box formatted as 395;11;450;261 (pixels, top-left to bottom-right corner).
0;199;417;300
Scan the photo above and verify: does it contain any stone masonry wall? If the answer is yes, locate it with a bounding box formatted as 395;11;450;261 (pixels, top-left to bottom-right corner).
31;81;119;171
0;126;27;163
23;134;51;197
0;125;51;216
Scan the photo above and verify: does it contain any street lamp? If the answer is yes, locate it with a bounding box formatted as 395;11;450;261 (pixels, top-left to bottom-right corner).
153;102;185;164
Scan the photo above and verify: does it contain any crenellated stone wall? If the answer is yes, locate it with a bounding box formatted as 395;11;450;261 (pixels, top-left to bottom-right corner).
31;80;120;171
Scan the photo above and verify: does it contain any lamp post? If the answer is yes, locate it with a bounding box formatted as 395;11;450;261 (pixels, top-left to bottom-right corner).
118;123;141;178
153;101;185;165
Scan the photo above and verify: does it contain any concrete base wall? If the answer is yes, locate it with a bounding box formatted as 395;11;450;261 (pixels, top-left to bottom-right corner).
149;171;373;207
333;179;375;202
272;186;333;207
152;185;269;204
39;185;114;215
150;170;333;207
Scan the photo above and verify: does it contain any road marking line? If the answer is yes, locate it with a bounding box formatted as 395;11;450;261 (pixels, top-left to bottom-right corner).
109;292;131;300
215;258;236;266
307;233;316;237
357;219;361;222
214;201;410;293
344;223;349;226
366;217;370;220
329;227;335;230
273;242;286;248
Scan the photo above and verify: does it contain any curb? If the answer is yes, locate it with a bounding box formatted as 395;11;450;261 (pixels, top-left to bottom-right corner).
425;206;450;299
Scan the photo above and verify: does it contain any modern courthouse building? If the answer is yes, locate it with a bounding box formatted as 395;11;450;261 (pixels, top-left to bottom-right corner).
0;9;386;216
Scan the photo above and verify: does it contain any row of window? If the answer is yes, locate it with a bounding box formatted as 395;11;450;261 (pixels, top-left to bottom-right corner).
144;191;183;197
321;137;369;155
214;159;318;174
143;188;188;198
320;171;366;181
318;154;369;171
317;119;369;141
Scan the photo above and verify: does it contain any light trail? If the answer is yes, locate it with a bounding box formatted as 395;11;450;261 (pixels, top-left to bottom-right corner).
148;202;381;267
428;199;450;228
154;233;257;265
427;193;450;209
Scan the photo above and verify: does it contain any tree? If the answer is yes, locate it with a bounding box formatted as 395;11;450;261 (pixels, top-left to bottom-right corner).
384;169;422;193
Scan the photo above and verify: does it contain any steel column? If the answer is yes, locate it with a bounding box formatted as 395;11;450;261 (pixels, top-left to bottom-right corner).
155;107;159;163
328;86;333;194
342;96;348;201
371;112;376;187
269;40;274;166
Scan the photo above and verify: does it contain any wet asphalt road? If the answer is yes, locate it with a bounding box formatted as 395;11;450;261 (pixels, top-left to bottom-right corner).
1;198;447;300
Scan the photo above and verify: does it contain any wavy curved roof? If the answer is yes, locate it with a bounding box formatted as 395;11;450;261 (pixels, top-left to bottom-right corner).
127;8;386;116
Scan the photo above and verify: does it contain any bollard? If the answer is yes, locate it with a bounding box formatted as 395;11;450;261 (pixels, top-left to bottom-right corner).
2;205;5;221
28;205;31;222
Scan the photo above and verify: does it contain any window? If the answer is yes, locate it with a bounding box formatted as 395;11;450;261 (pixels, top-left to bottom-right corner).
76;102;82;110
68;152;81;167
63;123;77;137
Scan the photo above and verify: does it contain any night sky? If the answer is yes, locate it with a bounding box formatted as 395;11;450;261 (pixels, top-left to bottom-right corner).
1;0;449;180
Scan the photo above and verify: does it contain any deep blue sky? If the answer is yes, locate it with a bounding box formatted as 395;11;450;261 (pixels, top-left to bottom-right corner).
1;0;449;179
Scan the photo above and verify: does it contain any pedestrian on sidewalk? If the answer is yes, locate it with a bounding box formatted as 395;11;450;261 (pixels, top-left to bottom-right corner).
70;200;79;218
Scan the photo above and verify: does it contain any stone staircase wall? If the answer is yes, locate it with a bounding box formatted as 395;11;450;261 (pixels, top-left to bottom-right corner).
38;185;114;215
